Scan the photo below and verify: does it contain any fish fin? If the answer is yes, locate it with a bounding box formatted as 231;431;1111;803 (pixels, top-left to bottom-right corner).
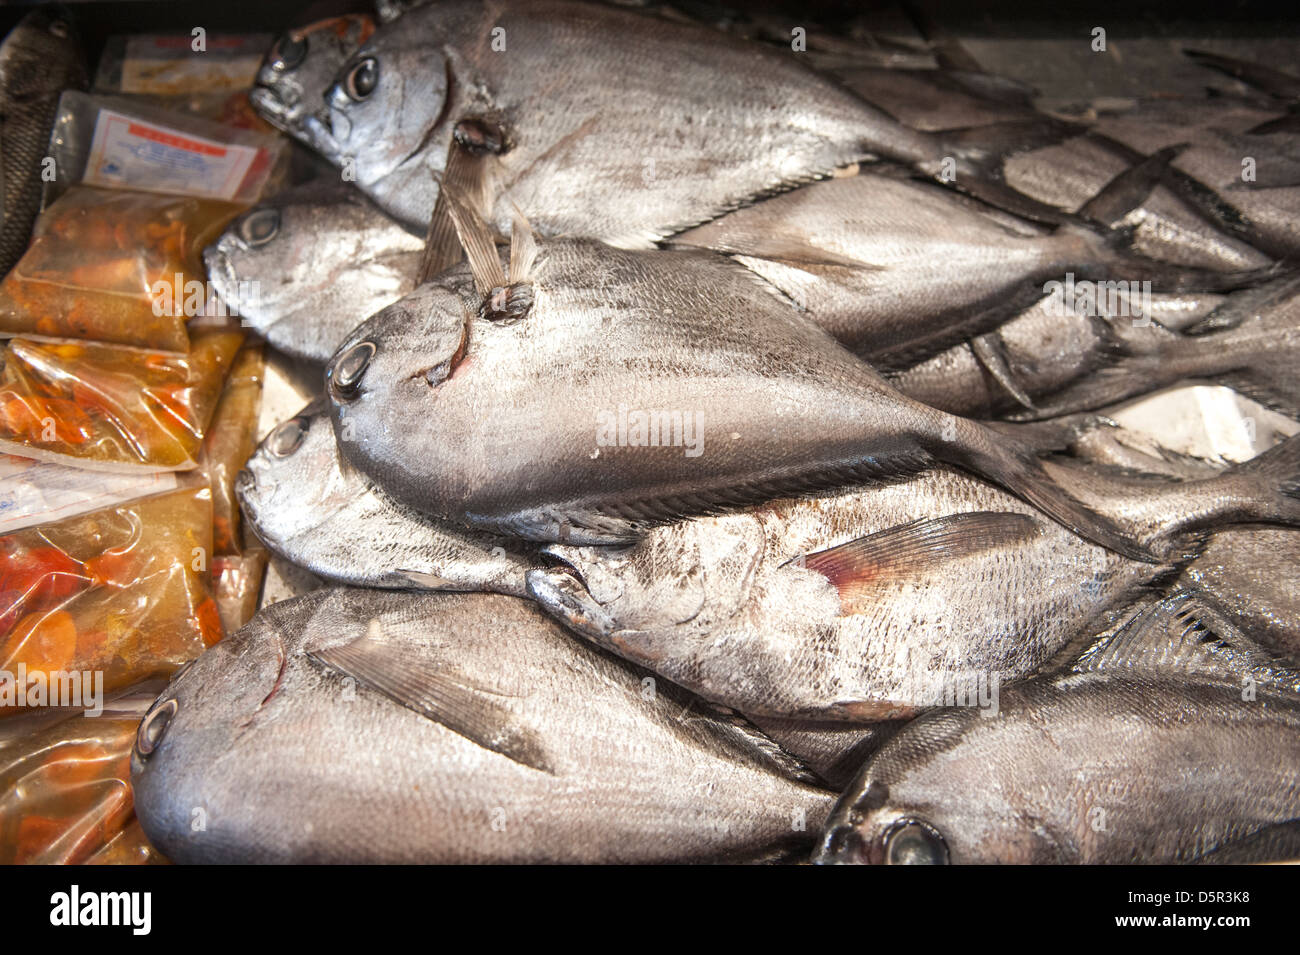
1225;433;1300;524
443;189;507;298
416;129;493;283
970;333;1036;409
1193;821;1300;865
1184;49;1300;102
1076;144;1188;227
1071;591;1300;695
801;512;1040;607
507;205;539;286
700;709;831;789
942;420;1159;561
526;567;618;638
310;624;554;773
1246;112;1300;136
936;118;1088;224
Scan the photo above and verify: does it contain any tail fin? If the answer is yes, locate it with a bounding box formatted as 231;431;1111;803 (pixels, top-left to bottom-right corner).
1184;48;1300;103
934;417;1158;561
1219;434;1300;527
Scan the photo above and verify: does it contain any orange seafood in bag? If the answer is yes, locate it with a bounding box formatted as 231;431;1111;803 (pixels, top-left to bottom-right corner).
0;186;242;352
0;326;244;471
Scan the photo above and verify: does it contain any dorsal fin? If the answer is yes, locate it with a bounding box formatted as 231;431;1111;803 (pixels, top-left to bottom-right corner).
508;205;539;286
443;189;507;297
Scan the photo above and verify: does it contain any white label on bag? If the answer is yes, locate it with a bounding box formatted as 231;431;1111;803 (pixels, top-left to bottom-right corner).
0;454;177;534
82;109;259;200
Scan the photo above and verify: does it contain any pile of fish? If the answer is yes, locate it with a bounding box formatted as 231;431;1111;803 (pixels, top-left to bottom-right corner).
131;0;1300;863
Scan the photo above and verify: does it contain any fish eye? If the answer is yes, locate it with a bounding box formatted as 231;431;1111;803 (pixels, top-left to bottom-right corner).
329;341;375;399
268;416;309;457
135;698;178;758
270;32;308;71
239;208;280;247
345;57;379;100
884;818;950;865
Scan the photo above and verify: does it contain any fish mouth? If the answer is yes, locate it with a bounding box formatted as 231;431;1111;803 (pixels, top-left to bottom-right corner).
812;822;872;864
249;85;298;133
525;567;616;639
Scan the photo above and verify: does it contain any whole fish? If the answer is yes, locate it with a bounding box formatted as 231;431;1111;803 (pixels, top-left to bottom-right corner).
204;180;421;364
0;7;86;277
250;15;374;139
889;273;1300;420
670;171;1258;369
815;600;1300;864
327;233;1147;558
526;439;1300;720
237;400;535;595
130;588;833;863
285;0;1075;245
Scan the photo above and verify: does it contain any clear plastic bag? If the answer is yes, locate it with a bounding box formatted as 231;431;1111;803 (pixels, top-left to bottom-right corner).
213;549;267;635
0;693;154;864
0;186;243;351
200;344;264;554
0;482;220;721
0;326;245;471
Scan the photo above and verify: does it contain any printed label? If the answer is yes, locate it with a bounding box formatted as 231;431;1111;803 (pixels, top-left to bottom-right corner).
0;454;176;533
83;108;260;200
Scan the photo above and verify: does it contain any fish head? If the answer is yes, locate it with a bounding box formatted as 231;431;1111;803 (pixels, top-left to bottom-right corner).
0;8;85;97
526;517;768;663
129;615;287;860
251;15;374;140
313;28;450;204
204;183;419;350
238;400;361;550
326;280;473;477
813;708;1049;865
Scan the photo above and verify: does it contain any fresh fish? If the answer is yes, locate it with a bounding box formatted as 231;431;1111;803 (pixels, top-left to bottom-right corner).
670;170;1260;369
831;66;1037;131
250;15;374;140
130;588;833;863
327;229;1151;558
815;598;1300;864
1180;527;1300;661
0;7;86;277
237;400;535;595
888;273;1300;420
1003;136;1276;272
286;0;1077;245
526;439;1300;720
204;180;421;364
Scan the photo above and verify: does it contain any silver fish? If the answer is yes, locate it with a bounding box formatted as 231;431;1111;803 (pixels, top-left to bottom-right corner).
290;0;1065;245
327;234;1147;558
237;400;535;595
130;588;833;863
0;7;86;277
815;598;1300;864
889;273;1300;420
250;15;374;140
670;171;1253;369
526;440;1300;720
204;180;421;364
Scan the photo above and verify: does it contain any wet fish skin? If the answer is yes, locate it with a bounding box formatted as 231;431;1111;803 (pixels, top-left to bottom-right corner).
237;400;535;596
527;440;1300;720
204;180;421;364
1180;527;1300;662
299;0;980;246
327;236;1144;557
815;671;1300;864
250;15;374;141
130;588;833;863
0;7;86;277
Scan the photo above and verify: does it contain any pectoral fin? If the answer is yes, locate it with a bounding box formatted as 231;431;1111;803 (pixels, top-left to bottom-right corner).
310;622;554;773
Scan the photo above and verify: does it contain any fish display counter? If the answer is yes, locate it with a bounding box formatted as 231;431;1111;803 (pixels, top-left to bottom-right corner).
0;0;1297;871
